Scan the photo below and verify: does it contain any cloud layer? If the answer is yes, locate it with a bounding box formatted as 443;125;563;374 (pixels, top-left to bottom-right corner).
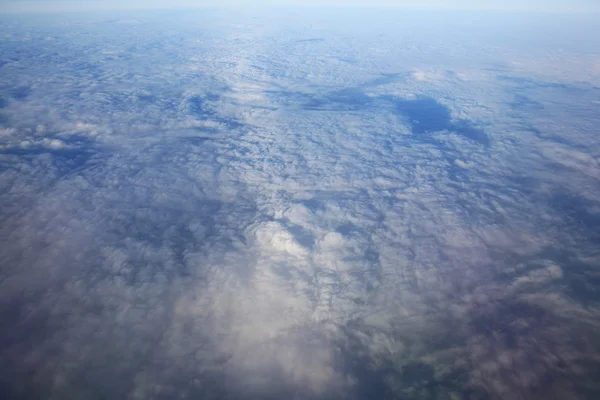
1;9;600;400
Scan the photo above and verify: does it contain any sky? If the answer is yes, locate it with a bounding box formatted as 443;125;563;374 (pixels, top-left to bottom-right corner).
1;0;600;13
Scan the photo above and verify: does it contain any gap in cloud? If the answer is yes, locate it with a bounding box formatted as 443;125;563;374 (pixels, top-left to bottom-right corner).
385;95;490;146
390;96;452;134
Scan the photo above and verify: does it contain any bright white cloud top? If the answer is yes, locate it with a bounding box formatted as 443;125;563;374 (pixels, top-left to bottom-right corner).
1;7;600;400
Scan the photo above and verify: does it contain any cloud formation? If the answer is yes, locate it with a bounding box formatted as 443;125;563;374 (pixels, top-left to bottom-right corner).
1;8;600;400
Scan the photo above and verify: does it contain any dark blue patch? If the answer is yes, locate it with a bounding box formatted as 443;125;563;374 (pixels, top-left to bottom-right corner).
284;223;315;250
389;96;452;134
272;89;489;143
386;96;489;146
4;86;31;100
336;222;358;237
450;119;490;146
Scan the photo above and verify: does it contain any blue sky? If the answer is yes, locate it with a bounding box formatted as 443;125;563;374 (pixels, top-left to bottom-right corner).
2;0;600;13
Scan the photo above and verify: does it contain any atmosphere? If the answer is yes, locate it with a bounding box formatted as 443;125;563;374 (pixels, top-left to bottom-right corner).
1;3;600;400
2;0;600;13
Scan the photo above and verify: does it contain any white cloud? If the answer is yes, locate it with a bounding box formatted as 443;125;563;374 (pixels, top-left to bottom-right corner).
1;8;600;400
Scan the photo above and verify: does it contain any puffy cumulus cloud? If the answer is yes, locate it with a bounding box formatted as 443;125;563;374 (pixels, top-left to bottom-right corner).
251;220;310;258
0;137;68;151
1;8;600;400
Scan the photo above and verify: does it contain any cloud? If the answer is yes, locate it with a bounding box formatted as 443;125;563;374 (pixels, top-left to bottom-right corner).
412;69;448;82
1;8;600;400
